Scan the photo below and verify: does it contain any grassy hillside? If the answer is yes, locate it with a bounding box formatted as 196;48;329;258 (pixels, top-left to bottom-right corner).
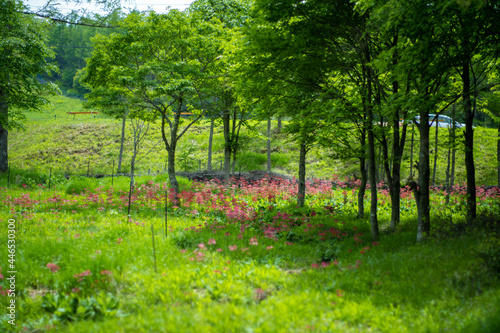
7;95;499;185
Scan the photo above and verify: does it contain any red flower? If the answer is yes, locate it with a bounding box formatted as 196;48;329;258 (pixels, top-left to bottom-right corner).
46;263;60;273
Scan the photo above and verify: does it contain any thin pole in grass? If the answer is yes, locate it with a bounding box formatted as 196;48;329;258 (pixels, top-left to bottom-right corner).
48;168;52;190
112;160;115;186
87;160;90;177
164;187;168;238
151;223;157;274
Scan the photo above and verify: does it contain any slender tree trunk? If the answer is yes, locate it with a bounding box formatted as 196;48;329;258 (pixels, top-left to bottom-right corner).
417;111;431;242
222;108;231;181
207;118;214;172
277;117;282;134
167;146;179;199
451;106;457;187
410;125;414;179
498;123;500;187
117;109;127;173
357;130;367;218
445;145;451;205
367;106;379;240
0;93;7;173
462;61;476;222
267;118;271;173
127;155;136;216
297;143;307;207
432;122;439;186
231;147;237;175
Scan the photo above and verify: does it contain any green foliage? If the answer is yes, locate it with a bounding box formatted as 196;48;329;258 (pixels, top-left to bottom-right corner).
65;177;98;195
41;293;119;322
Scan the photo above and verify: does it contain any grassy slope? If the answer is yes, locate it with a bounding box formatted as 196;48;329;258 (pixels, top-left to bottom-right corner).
7;95;499;185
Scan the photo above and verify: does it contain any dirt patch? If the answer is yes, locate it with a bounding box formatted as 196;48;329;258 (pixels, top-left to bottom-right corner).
177;170;294;184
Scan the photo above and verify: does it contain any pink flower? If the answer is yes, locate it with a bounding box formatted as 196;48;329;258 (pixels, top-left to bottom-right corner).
208;239;216;245
179;249;187;253
213;270;222;274
285;242;293;246
73;270;91;281
198;243;206;250
249;237;258;246
229;245;237;251
336;289;344;297
117;238;123;244
241;247;249;252
216;248;223;252
46;263;60;273
321;262;330;268
266;246;274;250
74;234;80;239
311;263;319;269
100;270;112;276
71;288;81;293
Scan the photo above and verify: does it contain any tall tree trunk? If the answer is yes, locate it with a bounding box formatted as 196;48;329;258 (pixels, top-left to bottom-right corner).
498;123;500;187
462;61;476;222
277;117;282;134
223;108;231;181
167;146;179;201
207;118;214;172
117;109;127;173
445;145;451;205
267;118;271;173
367;104;379;240
297;143;307;207
127;154;136;216
410;125;414;179
417;111;431;242
231;147;237;175
451;105;457;187
357;129;367;218
0;93;7;173
432;121;439;186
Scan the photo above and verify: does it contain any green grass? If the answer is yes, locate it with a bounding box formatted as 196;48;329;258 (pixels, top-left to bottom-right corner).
0;176;499;332
6;95;499;186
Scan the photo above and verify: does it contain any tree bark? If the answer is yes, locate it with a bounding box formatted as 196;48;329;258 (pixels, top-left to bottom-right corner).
117;109;127;173
498;123;500;187
462;61;476;222
0;93;7;173
297;143;307;207
277;117;282;134
223;108;231;181
207;118;214;172
432;120;439;186
417;111;431;242
267;118;271;172
357;129;367;218
410;125;414;179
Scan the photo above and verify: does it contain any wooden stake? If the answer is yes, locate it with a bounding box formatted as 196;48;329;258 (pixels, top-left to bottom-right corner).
151;224;157;274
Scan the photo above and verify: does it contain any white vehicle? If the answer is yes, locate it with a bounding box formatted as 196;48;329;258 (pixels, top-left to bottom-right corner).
414;114;465;128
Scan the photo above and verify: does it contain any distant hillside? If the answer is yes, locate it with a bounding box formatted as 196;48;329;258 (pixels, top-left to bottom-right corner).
8;95;500;185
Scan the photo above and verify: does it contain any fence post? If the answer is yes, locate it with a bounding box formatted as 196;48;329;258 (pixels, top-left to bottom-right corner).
48;168;52;190
87;160;90;177
112;160;115;186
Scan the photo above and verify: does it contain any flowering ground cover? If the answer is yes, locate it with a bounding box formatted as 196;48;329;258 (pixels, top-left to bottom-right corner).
0;175;499;332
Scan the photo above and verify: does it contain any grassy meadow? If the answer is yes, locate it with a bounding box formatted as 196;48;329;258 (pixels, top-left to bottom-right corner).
0;95;499;332
6;95;500;185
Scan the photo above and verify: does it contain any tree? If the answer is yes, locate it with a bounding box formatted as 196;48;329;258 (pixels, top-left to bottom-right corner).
0;0;58;172
82;10;224;198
